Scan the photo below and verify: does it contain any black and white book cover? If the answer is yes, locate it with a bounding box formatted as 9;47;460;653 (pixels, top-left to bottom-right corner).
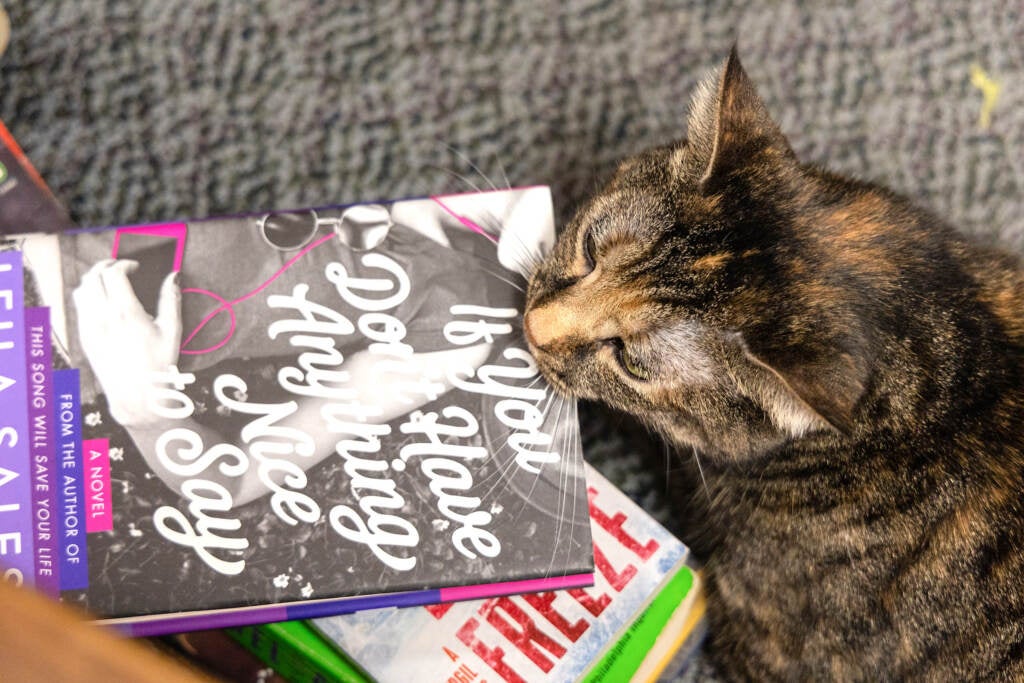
7;187;593;635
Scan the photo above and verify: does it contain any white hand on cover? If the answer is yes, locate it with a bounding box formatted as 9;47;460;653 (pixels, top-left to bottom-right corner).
73;259;182;427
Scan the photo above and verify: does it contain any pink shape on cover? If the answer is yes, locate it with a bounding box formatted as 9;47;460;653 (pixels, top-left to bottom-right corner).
439;572;594;603
83;439;113;533
179;231;336;355
178;287;238;355
430;196;498;243
111;222;188;271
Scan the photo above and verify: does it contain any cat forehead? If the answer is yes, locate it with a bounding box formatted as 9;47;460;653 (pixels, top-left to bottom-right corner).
577;187;673;241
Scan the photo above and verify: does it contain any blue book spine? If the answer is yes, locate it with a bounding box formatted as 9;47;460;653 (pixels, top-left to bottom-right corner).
0;251;35;587
54;368;87;590
25;306;60;595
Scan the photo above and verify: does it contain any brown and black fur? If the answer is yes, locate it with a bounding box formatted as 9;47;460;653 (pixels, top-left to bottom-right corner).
524;48;1024;681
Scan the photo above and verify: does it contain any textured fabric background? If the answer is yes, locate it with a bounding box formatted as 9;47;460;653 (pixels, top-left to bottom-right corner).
1;1;1022;680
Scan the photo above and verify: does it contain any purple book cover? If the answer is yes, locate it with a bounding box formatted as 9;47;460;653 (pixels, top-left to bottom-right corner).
24;306;60;595
54;368;88;590
0;250;35;588
15;187;593;635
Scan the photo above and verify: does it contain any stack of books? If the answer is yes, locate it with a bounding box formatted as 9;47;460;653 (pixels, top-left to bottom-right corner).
225;463;706;683
0;119;705;682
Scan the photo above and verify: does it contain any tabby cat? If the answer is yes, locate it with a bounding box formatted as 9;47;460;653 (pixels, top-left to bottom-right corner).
524;49;1024;681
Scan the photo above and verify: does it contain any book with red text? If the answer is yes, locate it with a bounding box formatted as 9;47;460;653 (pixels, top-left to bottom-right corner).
0;120;73;235
0;187;593;636
311;463;699;683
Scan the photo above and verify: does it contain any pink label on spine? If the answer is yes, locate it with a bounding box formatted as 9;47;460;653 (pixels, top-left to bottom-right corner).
83;439;112;533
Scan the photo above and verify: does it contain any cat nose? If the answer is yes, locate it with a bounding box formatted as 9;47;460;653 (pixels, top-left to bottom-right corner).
524;304;572;349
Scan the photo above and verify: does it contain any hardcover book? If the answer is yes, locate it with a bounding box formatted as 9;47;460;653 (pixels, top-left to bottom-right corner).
0;187;593;636
227;621;369;683
0;120;73;235
310;463;700;683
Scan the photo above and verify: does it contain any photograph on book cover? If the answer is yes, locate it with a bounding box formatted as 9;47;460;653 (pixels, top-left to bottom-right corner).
8;187;592;626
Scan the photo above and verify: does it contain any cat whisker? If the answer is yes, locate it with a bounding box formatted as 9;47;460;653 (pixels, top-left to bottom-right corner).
507;390;565;524
546;397;580;578
691;446;710;500
442;142;500;192
494;155;512;190
473;208;546;277
442;244;528;292
426;164;485;194
479;266;526;293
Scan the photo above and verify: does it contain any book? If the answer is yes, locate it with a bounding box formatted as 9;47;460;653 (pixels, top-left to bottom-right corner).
223;464;705;683
225;568;703;683
0;4;9;58
227;620;370;683
635;587;707;683
309;463;700;683
171;629;293;683
0;186;593;636
0;120;74;235
583;565;702;683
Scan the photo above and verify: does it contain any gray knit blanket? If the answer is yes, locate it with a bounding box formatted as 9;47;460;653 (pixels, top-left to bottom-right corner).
2;2;1021;680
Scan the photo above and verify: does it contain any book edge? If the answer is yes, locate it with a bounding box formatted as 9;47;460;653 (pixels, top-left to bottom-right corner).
102;572;595;637
630;570;706;683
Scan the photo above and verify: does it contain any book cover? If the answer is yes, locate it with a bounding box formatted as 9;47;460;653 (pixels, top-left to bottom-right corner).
0;120;74;235
0;250;35;588
1;187;593;636
581;565;698;683
638;584;707;683
171;629;295;683
311;463;695;683
227;620;370;683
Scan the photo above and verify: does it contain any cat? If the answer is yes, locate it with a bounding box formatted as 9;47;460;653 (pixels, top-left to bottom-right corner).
523;48;1024;681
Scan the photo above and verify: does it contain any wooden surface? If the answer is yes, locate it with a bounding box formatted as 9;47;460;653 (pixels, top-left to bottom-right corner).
0;580;217;682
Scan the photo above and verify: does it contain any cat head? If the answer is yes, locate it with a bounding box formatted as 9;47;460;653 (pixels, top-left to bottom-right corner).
525;49;879;464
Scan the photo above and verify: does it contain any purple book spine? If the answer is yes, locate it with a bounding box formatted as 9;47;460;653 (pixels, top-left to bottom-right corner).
25;307;59;596
0;251;34;588
54;368;87;590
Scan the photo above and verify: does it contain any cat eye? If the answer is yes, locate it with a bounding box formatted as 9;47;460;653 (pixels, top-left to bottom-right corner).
611;339;650;381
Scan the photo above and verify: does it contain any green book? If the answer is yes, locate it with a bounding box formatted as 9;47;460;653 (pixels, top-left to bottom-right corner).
227;621;369;683
582;565;700;682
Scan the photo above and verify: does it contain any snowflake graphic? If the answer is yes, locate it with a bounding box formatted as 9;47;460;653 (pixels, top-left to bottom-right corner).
84;412;102;427
301;583;314;598
273;574;290;588
108;447;124;462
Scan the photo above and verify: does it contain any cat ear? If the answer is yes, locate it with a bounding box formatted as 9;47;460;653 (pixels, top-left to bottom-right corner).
736;335;867;436
681;47;794;190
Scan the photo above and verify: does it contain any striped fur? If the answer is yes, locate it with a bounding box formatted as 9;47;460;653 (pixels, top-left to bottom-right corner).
525;49;1024;681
